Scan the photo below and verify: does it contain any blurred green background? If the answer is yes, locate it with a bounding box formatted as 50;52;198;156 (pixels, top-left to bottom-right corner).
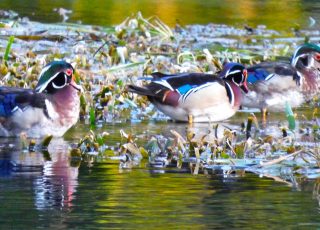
0;0;319;30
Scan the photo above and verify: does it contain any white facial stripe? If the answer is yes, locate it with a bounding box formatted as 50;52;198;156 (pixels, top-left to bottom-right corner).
309;55;315;67
227;70;241;75
36;72;61;92
292;54;307;67
52;82;66;89
38;65;51;79
292;45;303;66
225;69;230;78
232;78;239;86
231;72;244;85
52;75;67;89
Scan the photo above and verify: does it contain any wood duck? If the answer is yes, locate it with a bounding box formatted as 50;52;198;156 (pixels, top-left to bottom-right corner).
242;43;320;112
0;61;82;137
127;63;249;123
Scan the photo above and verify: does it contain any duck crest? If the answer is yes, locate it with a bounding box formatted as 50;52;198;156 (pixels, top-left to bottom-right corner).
225;81;242;108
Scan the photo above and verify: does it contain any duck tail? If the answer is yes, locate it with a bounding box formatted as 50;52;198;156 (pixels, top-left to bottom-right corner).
126;85;155;97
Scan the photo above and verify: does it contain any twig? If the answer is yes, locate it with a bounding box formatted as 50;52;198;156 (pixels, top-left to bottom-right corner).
93;40;108;57
170;130;186;152
259;149;304;167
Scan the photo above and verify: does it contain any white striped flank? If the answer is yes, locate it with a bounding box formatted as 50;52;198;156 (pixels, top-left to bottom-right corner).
265;73;275;81
11;105;30;114
181;82;217;103
11;106;19;113
153;81;237;122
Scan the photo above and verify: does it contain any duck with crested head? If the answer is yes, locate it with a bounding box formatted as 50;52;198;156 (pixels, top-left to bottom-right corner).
242;43;320;112
0;60;82;137
127;63;249;123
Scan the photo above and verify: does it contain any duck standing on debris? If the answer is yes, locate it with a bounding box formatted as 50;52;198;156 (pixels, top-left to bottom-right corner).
127;63;249;123
242;43;320;113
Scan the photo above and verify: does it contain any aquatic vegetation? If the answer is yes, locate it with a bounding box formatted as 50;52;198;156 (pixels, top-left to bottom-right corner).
0;10;320;182
19;133;53;153
285;102;296;131
3;35;14;62
75;130;109;154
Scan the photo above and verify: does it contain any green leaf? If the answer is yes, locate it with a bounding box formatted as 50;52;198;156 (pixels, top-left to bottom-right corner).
41;151;52;161
106;62;145;73
40;135;53;149
89;107;96;127
80;94;86;107
285;102;295;130
221;152;230;159
4;36;14;62
117;79;124;87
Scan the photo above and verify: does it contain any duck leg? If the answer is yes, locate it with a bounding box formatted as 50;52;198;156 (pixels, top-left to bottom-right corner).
261;107;268;127
188;114;193;124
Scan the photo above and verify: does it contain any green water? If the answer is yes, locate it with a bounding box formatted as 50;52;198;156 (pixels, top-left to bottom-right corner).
0;0;320;30
0;121;319;229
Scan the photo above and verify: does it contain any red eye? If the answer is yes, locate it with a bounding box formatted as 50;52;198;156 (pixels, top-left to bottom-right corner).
314;53;320;62
66;68;73;76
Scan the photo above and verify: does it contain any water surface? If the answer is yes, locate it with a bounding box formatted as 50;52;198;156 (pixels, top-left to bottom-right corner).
0;121;319;229
1;0;320;30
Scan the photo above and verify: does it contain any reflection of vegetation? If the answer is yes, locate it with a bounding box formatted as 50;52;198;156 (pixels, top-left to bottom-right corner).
0;0;307;30
64;163;320;229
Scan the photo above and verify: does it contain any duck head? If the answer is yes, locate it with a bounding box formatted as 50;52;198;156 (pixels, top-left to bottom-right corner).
35;61;82;94
291;43;320;69
291;43;320;91
219;62;249;93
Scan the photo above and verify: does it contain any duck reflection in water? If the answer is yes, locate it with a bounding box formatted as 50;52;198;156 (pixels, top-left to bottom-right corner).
0;138;79;210
34;146;79;210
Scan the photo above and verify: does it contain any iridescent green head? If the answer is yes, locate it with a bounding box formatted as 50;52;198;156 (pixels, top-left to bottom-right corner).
35;61;81;94
291;43;320;68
